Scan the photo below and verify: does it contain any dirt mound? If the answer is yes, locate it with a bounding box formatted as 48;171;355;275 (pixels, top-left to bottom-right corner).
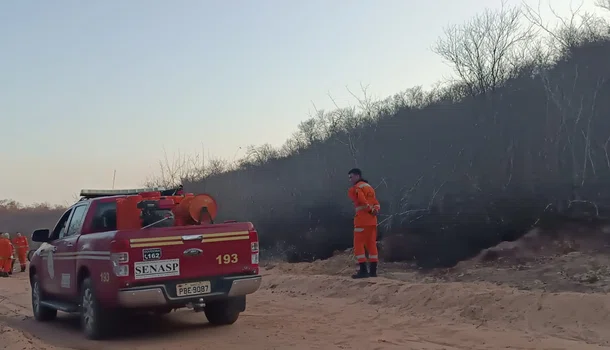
467;225;610;267
266;248;356;275
474;228;569;265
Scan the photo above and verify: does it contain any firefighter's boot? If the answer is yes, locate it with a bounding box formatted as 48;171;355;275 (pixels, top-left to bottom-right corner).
369;262;378;277
351;262;369;279
20;265;26;272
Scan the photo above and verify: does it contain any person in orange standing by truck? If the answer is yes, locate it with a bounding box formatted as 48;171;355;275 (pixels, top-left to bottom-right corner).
0;233;13;277
12;232;29;272
348;168;381;279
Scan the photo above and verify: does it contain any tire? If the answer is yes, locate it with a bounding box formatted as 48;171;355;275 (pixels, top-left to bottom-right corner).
204;297;243;325
31;274;57;322
80;277;114;340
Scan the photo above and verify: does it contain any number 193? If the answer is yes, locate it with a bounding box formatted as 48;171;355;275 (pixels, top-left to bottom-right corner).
216;254;238;264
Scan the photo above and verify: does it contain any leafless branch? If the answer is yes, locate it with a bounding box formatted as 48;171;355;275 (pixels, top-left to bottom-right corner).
522;0;608;55
433;1;535;96
603;135;610;170
596;0;610;11
568;199;599;217
428;180;447;209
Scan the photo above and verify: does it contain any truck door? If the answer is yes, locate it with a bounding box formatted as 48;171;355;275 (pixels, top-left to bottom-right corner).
41;208;73;296
54;204;88;301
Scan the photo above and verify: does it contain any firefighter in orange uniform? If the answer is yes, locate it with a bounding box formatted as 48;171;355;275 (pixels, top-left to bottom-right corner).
0;233;13;277
348;168;380;279
13;232;29;272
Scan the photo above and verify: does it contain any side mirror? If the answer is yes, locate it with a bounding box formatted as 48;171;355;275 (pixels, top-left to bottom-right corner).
31;229;50;243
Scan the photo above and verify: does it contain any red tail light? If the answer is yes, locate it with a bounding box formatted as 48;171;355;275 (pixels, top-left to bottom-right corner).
110;239;130;277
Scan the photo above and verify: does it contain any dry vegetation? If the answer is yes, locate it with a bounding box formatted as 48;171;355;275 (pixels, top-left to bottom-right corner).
3;2;610;268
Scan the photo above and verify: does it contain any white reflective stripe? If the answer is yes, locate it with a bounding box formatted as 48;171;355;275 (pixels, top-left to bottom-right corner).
40;251;111;261
355;206;367;211
358;183;371;188
355;254;366;259
354;228;365;232
368;255;378;259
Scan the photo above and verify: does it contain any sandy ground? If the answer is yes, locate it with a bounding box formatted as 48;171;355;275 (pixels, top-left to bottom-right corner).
2;256;610;350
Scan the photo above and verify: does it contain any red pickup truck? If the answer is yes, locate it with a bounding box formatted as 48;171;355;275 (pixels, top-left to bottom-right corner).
29;187;261;340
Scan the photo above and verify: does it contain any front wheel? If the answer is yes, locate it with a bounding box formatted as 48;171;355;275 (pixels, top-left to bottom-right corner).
80;277;114;340
31;274;57;322
204;297;244;325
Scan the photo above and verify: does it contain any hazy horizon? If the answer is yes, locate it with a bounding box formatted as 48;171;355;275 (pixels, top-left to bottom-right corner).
1;0;600;206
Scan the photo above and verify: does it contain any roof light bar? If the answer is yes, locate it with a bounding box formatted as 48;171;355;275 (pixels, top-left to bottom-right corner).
80;187;171;198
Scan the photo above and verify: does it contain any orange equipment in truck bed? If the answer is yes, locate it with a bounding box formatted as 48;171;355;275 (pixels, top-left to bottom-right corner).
115;192;218;230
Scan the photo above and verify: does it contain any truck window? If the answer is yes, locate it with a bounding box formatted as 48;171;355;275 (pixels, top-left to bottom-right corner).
91;201;117;232
63;205;88;238
50;209;73;241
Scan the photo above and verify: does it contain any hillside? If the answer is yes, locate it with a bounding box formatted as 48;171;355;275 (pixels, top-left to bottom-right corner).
187;38;610;267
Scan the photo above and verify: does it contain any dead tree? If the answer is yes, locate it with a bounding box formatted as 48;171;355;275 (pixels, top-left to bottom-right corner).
522;0;608;56
433;1;535;96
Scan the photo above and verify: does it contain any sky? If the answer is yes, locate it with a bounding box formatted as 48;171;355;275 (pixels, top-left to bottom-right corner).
0;0;603;206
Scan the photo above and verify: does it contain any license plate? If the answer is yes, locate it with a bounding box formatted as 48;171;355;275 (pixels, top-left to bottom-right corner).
176;281;211;297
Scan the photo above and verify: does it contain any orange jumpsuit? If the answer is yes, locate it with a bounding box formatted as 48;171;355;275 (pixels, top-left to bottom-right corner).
13;236;29;270
348;180;380;263
0;237;13;275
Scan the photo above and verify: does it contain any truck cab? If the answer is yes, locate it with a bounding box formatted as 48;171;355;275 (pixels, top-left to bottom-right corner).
29;186;261;340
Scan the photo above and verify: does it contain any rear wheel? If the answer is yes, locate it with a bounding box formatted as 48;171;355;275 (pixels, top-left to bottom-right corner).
31;274;57;322
80;277;115;340
204;297;244;325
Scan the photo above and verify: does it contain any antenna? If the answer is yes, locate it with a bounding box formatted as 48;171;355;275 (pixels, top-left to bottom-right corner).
202;143;205;171
112;170;117;189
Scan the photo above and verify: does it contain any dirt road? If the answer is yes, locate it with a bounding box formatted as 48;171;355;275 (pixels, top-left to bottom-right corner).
2;265;610;350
